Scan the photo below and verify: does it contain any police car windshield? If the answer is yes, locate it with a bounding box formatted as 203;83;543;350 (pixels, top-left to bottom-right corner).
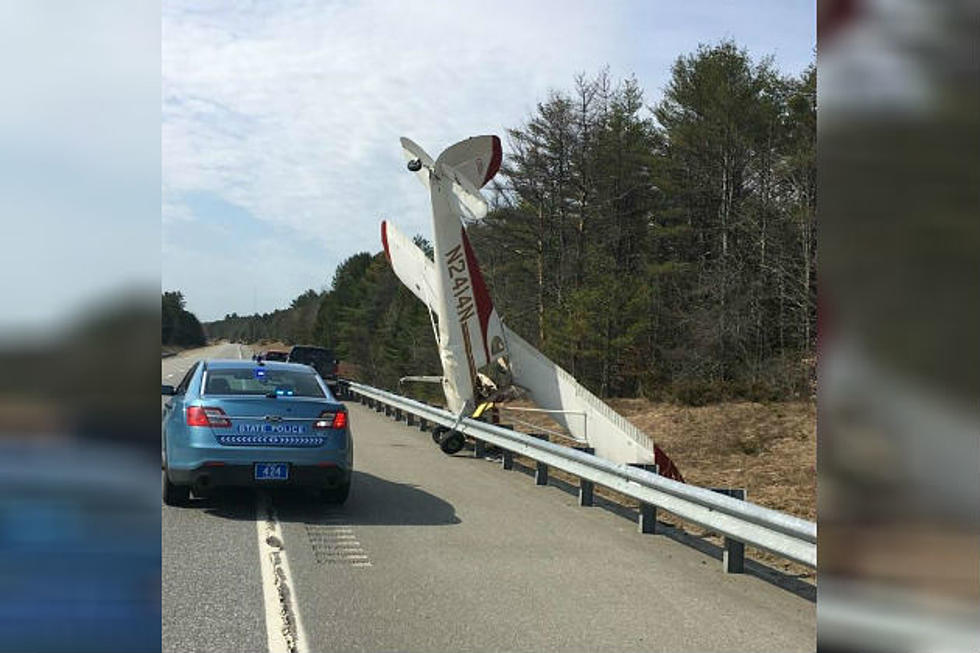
203;368;325;398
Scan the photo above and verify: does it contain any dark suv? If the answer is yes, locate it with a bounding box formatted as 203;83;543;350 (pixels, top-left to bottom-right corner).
287;345;339;389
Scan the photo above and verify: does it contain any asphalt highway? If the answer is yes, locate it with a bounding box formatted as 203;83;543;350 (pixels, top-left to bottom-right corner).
162;343;815;652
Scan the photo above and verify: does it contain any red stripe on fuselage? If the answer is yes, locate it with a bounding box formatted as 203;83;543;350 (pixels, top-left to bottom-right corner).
460;227;493;364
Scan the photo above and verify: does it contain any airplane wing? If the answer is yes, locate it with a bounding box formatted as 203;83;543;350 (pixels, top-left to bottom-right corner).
502;324;658;466
381;220;438;314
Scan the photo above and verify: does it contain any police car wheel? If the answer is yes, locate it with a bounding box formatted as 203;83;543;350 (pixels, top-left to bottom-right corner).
162;471;190;507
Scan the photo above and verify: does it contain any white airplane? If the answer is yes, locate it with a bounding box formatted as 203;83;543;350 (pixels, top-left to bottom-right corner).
382;135;683;478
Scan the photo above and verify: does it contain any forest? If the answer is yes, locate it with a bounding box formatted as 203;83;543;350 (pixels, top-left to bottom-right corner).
162;291;206;347
204;42;816;405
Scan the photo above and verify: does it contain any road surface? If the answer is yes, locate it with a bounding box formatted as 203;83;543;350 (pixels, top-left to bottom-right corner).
163;343;815;652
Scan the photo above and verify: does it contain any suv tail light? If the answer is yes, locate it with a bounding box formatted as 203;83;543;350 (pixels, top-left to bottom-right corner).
315;410;348;430
186;406;232;428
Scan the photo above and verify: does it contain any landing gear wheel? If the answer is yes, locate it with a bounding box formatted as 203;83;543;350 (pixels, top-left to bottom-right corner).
438;431;465;455
431;426;448;444
162;471;190;507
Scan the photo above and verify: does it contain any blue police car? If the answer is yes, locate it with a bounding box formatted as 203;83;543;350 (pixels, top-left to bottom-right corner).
161;359;352;505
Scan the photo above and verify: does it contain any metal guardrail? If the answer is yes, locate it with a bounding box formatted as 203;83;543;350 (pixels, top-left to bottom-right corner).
341;380;816;569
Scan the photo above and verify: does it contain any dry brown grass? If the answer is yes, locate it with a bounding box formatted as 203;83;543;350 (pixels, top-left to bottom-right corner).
606;398;816;522
494;397;816;580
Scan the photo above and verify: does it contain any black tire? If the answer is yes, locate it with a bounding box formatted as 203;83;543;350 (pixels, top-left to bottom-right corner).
162;471;190;507
439;431;465;455
431;426;447;444
320;480;351;505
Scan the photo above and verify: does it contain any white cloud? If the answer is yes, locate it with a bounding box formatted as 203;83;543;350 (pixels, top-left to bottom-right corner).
164;1;618;238
163;0;815;318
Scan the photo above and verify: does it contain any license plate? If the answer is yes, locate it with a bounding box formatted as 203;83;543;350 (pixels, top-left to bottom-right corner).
254;463;289;480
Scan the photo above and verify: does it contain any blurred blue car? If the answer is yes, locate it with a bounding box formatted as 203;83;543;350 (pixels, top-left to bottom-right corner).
0;441;160;653
161;359;352;505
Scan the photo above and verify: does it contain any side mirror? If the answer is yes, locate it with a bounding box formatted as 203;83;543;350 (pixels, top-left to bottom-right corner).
162;384;177;396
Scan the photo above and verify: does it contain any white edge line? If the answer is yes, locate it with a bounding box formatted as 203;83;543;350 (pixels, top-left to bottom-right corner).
257;494;289;653
274;520;309;653
256;492;309;653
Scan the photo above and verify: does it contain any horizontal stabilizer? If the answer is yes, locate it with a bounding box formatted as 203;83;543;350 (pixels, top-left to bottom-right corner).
444;168;489;220
401;137;434;190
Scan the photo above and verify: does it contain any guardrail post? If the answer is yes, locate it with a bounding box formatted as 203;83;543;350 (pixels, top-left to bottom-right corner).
405;412;417;427
501;450;513;470
478;423;510;459
711;488;747;573
629;463;659;533
529;433;549;485
574;447;595;506
394;407;403;421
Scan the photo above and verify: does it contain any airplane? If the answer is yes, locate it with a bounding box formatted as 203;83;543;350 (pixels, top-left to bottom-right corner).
382;135;683;480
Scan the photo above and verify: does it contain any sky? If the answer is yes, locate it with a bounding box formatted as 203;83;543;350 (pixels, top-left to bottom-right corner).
163;0;815;322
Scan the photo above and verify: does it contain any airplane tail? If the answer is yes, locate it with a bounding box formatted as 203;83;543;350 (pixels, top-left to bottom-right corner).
434;135;502;190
